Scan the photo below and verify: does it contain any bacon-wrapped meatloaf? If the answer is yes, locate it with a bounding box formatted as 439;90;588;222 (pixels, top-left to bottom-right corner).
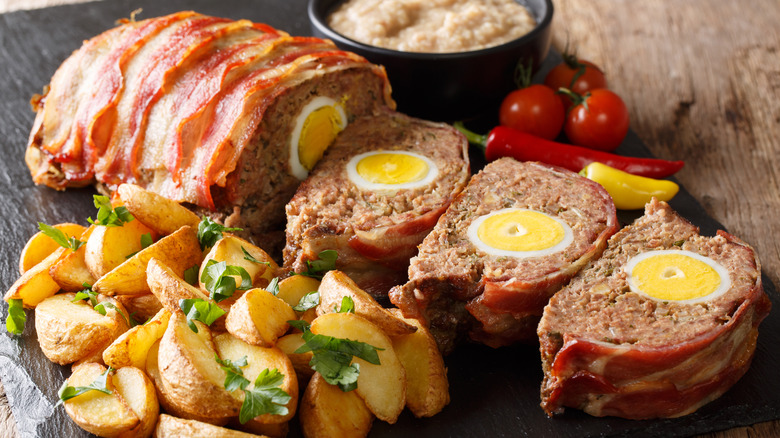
25;11;394;244
538;199;771;419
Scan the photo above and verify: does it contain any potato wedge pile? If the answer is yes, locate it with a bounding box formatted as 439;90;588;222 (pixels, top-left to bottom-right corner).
4;184;449;437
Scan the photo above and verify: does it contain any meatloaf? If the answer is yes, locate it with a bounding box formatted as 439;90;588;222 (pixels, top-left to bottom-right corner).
25;12;394;248
284;108;470;300
538;198;771;419
389;158;619;353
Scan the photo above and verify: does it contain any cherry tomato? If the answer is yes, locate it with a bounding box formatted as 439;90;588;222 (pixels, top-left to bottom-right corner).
564;89;629;152
498;84;565;140
545;58;607;95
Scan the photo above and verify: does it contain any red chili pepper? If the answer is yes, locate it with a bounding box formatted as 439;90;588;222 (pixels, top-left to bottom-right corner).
454;123;683;178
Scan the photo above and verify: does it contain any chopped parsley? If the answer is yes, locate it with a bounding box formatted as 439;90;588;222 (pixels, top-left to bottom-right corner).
37;223;84;250
87;195;134;227
183;265;199;286
73;285;132;327
296;250;338;280
266;277;280;296
197;217;242;250
125;232;154;258
5;299;26;335
242;246;271;266
200;259;253;302
335;296;355;314
57;366;113;405
179;298;226;333
291;320;382;392
293;291;319;312
214;355;291;424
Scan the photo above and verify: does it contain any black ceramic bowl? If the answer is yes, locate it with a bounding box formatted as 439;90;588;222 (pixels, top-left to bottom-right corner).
308;0;554;121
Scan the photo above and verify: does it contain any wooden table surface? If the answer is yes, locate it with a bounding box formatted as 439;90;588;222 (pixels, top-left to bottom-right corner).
1;0;778;437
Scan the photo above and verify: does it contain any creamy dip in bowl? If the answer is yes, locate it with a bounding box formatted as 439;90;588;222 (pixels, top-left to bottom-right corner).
308;0;553;120
327;0;537;53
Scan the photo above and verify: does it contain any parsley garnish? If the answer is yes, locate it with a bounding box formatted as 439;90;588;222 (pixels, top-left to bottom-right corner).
180;298;226;333
293;291;319;312
335;296;355;314
242;246;271;266
6;299;26;335
214;356;291;424
73;285;132;327
197;217;242;250
200;260;253;302
292;321;382;392
266;277;280;296
57;366;113;406
125;233;154;258
240;369;291;423
296;250;337;280
183;265;199;286
37;223;84;250
216;355;250;391
87;195;133;227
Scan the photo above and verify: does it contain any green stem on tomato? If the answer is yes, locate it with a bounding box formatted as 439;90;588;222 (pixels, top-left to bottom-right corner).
557;87;588;110
513;58;533;89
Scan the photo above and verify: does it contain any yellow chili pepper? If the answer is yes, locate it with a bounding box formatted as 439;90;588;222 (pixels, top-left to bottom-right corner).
580;162;679;210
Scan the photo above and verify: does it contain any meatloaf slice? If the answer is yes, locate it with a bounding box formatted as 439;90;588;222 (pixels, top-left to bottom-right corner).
389;158;619;353
538;198;771;419
284;109;470;300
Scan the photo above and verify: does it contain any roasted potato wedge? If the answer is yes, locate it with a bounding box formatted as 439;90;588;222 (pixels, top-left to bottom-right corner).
63;363;140;437
199;234;278;290
116;293;163;324
388;309;450;417
276;333;314;382
5;247;64;308
276;275;321;309
19;222;85;274
154;414;259;438
111;366;160;438
49;226;96;291
310;312;406;423
213;333;298;423
225;288;296;347
146;340;229;426
300;372;374;438
116;183;201;236
35;293;127;365
157;312;239;419
103;309;171;369
93;226;201;296
85;217;156;279
146;258;210;313
317;271;416;336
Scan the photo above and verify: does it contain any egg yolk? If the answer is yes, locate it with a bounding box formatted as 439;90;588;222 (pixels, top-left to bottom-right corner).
298;105;345;171
626;250;730;302
466;208;575;259
476;209;566;252
355;153;429;185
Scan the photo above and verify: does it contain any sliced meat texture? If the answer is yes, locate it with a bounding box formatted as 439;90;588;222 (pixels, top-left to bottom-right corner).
284;109;470;301
537;199;771;419
389;158;619;353
26;12;394;243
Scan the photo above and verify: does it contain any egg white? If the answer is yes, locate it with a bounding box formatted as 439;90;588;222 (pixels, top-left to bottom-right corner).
624;249;732;304
346;150;439;194
289;96;347;180
467;208;574;258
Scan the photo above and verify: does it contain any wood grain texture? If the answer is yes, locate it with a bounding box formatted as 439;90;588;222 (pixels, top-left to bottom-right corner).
0;0;777;437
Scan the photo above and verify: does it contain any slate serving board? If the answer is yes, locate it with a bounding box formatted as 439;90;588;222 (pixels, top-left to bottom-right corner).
0;1;778;437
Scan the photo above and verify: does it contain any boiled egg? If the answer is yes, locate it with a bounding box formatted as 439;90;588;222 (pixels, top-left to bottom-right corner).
346;150;439;193
289;96;347;180
467;208;574;258
625;250;731;303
